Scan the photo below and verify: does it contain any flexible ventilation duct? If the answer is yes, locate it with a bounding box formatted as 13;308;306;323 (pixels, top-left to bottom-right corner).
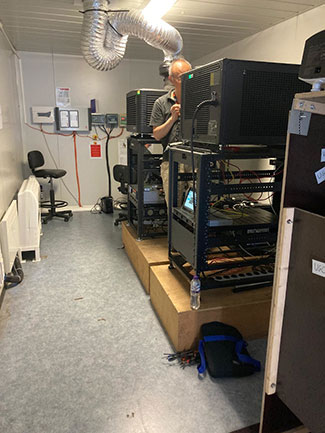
81;0;183;71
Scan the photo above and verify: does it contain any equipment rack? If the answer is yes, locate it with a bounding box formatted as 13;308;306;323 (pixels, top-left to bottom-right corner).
127;135;167;240
168;144;284;291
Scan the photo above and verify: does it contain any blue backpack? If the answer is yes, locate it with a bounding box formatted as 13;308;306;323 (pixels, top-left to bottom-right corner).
198;321;261;378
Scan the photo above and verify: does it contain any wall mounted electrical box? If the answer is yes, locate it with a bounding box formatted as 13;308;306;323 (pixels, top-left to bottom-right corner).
91;113;119;129
106;114;119;129
32;106;55;124
91;113;107;126
119;113;127;127
54;107;91;132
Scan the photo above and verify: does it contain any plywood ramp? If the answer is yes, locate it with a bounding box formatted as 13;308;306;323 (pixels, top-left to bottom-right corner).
150;265;272;352
122;222;169;294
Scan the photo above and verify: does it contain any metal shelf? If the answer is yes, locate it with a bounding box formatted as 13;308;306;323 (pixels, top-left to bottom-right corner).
168;145;284;291
127;135;167;240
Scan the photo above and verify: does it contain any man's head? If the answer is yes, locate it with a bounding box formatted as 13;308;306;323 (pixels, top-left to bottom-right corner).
169;58;192;102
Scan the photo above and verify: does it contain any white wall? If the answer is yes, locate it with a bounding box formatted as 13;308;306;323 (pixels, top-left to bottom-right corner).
0;32;24;219
20;52;163;206
195;5;325;66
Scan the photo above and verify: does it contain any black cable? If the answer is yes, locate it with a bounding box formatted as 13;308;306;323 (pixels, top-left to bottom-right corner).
189;93;218;276
80;8;129;14
104;128;114;197
107;20;124;38
190;93;218;210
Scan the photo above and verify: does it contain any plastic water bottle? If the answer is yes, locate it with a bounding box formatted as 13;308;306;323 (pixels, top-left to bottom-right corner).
190;275;201;310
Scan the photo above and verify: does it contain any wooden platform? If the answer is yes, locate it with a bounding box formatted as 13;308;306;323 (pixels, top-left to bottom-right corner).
122;222;168;294
150;265;272;352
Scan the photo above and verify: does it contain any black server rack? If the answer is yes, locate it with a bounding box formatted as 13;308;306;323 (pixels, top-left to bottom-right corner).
127;136;167;240
126;89;167;134
181;58;311;149
168;144;285;291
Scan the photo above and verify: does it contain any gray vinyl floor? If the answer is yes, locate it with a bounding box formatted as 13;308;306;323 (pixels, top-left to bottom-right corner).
0;212;266;433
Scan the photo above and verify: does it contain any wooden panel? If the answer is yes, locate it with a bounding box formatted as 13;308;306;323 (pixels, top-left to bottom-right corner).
293;92;325;115
150;264;272;351
150;267;180;347
283;113;325;216
122;222;168;293
264;208;295;395
276;209;325;433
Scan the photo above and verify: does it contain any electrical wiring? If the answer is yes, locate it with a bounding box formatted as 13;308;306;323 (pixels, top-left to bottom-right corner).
76;132;107;140
76;127;124;140
227;161;280;204
110;128;124;139
27;122;125;210
73;132;82;207
252;193;275;202
269;195;278;216
209;206;247;220
104;128;113;198
114;197;127;211
27;122;124;141
238;244;254;257
91;197;103;214
26;122;74;137
190;94;218;276
238;244;276;262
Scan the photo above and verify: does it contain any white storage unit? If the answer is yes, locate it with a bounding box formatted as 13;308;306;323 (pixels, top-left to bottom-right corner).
0;247;4;294
18;176;41;261
0;200;21;274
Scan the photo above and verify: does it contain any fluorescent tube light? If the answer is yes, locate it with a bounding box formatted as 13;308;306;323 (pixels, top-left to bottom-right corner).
142;0;177;20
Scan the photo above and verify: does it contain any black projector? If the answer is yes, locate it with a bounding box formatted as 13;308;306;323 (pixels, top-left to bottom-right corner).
126;88;167;134
181;58;311;149
299;30;325;90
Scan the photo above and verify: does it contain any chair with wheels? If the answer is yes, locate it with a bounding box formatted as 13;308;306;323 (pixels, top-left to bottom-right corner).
113;164;129;226
27;150;73;224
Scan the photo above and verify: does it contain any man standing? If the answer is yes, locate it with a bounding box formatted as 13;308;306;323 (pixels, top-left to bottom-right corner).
150;58;192;206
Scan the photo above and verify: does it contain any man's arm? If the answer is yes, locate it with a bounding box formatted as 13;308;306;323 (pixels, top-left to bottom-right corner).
151;100;180;141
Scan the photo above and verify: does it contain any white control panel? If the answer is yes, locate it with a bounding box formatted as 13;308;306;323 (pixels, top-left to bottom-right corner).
31;106;55;124
54;107;91;132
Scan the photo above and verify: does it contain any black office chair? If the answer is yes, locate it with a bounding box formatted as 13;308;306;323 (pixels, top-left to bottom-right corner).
113;164;129;226
28;150;73;224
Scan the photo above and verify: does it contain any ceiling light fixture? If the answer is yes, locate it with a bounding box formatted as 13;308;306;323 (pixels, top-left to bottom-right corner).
142;0;177;20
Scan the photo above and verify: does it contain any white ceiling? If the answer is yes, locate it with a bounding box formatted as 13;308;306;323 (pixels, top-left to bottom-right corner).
0;0;324;62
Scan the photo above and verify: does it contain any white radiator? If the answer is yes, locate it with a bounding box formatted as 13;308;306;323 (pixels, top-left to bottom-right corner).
0;248;4;293
18;176;41;261
0;200;21;274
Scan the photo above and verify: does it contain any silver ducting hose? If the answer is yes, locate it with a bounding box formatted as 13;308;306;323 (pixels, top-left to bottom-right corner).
81;0;183;71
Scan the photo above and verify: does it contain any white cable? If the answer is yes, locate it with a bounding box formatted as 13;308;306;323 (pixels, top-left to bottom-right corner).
0;21;20;58
0;22;28;125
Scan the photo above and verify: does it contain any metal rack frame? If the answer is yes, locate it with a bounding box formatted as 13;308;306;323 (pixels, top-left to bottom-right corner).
168;144;284;291
127;135;167;240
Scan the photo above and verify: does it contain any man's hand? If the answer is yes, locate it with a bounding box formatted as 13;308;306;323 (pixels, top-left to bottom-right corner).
152;103;181;141
170;103;181;122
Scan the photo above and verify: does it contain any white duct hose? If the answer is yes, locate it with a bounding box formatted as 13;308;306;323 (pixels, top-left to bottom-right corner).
81;0;183;71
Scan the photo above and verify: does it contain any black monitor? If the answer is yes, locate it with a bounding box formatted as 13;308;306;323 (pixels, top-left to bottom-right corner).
181;58;311;149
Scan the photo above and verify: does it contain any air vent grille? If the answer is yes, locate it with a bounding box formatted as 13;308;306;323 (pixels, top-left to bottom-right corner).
127;94;136;126
240;70;311;136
